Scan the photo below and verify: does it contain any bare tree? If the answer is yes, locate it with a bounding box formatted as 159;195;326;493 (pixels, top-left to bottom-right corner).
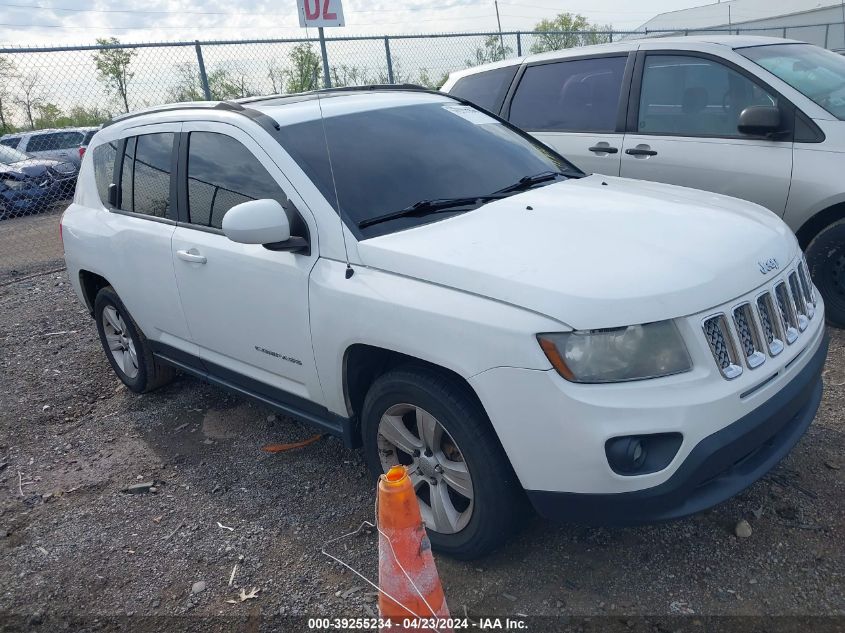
0;56;17;133
15;73;43;130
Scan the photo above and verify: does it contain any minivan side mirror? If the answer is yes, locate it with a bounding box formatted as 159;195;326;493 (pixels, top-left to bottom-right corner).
222;199;307;253
737;105;782;137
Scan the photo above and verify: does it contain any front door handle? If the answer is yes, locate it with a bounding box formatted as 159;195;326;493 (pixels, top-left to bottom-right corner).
625;147;658;157
588;145;619;154
176;249;207;264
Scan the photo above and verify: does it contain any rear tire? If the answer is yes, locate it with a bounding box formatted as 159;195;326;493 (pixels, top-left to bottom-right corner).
361;365;526;559
94;286;176;393
805;219;845;329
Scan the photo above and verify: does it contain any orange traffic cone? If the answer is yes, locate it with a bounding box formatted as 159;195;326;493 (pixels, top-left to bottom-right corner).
378;465;451;632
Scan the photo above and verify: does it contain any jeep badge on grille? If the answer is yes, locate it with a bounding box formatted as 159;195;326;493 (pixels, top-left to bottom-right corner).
758;258;779;274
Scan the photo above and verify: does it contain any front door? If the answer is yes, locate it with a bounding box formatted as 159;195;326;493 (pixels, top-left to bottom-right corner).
170;122;323;407
620;52;793;214
507;55;630;176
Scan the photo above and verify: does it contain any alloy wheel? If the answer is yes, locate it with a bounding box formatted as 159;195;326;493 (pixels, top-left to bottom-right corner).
376;403;474;534
102;305;139;379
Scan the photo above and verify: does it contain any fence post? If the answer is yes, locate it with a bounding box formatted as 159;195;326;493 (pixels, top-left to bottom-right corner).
609;31;613;43
825;23;830;48
318;27;332;89
384;37;394;84
783;27;787;38
516;32;522;56
195;41;211;101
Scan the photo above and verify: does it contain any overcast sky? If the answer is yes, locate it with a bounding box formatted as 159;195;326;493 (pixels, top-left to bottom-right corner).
0;0;710;47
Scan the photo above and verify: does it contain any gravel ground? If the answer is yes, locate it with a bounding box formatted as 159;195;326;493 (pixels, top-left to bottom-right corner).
0;271;843;631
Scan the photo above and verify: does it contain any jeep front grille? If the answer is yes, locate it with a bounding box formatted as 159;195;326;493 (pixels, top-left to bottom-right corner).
703;315;743;379
702;263;816;379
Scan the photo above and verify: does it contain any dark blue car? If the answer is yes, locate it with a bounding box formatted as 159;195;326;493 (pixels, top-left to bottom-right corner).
0;144;78;220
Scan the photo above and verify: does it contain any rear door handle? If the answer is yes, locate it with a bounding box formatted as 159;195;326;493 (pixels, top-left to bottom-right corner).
176;249;207;264
625;148;658;157
588;145;619;154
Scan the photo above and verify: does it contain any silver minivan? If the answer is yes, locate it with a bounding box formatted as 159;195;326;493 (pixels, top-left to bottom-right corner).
443;36;845;327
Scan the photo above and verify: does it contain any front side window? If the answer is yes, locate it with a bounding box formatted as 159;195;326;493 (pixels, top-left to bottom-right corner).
638;55;777;137
92;141;118;205
118;133;173;218
740;43;845;121
0;144;30;164
509;57;627;132
449;65;519;113
278;99;577;238
186;132;288;230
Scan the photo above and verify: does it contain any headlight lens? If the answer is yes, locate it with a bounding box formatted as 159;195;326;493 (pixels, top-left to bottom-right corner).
1;178;28;191
538;320;692;383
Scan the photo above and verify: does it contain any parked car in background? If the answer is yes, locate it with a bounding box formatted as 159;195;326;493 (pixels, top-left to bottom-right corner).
0;144;78;220
77;128;99;162
443;36;845;327
62;88;826;558
1;126;98;167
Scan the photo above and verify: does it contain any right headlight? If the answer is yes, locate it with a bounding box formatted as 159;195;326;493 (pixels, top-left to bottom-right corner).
537;320;692;383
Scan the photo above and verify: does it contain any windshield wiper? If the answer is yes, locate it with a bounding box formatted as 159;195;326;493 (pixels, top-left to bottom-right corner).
493;171;567;195
358;196;501;229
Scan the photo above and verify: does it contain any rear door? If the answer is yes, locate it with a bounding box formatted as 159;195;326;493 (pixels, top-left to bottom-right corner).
98;123;197;360
504;54;633;176
620;51;793;214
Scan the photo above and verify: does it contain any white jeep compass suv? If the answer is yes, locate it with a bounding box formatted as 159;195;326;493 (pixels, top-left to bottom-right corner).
62;87;828;559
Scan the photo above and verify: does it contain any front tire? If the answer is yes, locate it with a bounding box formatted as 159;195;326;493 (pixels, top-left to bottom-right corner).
361;365;526;559
94;286;176;393
805;219;845;328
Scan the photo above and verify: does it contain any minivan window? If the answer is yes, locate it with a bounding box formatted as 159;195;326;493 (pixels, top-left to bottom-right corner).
449;65;519;113
638;55;777;137
92;141;118;206
278;101;576;238
186;132;288;230
508;57;627;132
27;131;84;152
118;133;173;218
741;43;845;121
0;138;19;149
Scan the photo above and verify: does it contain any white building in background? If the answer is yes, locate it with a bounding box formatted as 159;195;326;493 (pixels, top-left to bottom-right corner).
635;0;845;49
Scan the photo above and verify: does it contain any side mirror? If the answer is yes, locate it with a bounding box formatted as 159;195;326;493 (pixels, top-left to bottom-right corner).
222;199;295;245
737;105;781;137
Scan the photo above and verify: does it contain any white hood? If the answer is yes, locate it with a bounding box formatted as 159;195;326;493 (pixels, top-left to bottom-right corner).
357;175;799;330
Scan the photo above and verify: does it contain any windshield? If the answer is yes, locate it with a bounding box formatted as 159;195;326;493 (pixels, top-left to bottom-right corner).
277;100;579;237
740;43;845;120
0;144;30;165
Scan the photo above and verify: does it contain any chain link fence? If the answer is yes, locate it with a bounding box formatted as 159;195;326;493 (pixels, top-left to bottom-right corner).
0;22;843;281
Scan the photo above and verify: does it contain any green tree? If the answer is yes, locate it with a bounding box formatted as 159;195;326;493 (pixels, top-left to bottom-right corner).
466;34;512;67
284;43;321;93
35;102;62;128
14;73;43;130
530;13;612;54
168;63;205;102
0;56;17;133
93;37;136;113
416;68;450;90
208;67;255;100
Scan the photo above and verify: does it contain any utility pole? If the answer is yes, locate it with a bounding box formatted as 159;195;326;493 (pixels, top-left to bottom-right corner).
495;1;505;59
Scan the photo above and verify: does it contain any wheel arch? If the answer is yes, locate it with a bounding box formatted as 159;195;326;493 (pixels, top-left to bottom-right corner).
78;270;111;316
795;201;845;250
343;344;493;447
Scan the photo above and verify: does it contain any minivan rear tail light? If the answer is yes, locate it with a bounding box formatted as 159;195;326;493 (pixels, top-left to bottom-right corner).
78;146;86;159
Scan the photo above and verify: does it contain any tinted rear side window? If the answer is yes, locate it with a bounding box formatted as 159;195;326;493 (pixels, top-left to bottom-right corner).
92;140;118;206
28;131;84;152
0;138;19;149
449;65;519;113
186;132;289;230
509;57;627;132
117;133;173;218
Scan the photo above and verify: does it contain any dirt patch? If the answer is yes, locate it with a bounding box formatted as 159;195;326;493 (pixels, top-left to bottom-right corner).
0;272;843;629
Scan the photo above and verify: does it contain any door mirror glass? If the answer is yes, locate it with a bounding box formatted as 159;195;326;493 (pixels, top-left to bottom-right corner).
222;199;291;245
737;105;781;136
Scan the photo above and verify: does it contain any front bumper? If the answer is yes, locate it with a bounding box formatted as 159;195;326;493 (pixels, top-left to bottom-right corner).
526;332;827;524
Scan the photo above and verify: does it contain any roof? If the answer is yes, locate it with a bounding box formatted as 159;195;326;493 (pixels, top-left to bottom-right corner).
1;125;98;138
636;0;840;32
446;35;800;81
